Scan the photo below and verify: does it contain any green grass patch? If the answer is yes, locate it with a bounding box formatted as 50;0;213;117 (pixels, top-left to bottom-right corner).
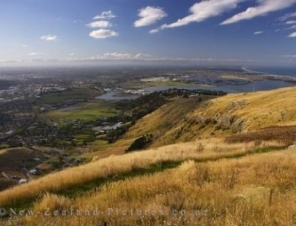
253;145;288;154
45;101;118;121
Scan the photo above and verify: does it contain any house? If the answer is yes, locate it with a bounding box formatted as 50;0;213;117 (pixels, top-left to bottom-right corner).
92;122;123;133
29;169;39;175
6;130;14;135
19;179;28;184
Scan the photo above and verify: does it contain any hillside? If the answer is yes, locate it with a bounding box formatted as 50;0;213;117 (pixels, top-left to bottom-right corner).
0;138;291;225
0;148;44;175
81;94;215;159
24;150;296;225
119;96;212;147
1;86;296;225
113;86;296;151
188;86;296;132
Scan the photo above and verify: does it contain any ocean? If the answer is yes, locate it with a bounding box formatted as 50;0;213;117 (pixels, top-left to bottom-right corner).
247;66;296;78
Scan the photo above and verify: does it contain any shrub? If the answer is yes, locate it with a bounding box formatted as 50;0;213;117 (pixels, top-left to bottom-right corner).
196;143;205;152
126;134;153;153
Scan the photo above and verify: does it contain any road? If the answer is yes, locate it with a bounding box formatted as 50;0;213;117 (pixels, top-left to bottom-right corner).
1;172;10;179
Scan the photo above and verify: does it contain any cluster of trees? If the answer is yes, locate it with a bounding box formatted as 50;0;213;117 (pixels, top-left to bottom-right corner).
105;126;129;144
117;89;226;122
116;92;168;120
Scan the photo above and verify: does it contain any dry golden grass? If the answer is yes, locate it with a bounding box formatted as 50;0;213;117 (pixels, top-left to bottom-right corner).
117;96;212;148
226;125;296;144
189;86;296;131
0;138;257;207
107;86;296;153
16;149;296;226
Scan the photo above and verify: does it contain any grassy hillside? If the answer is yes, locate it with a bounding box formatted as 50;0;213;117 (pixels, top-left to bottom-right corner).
0;140;292;225
81;95;214;159
27;150;296;226
0;148;43;175
187;86;296;132
110;96;213;150
114;86;296;152
2;86;296;225
0;138;259;207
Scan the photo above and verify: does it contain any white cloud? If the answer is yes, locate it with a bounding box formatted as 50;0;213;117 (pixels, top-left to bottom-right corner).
134;6;167;27
29;53;45;56
149;28;160;34
156;0;243;31
254;31;264;35
40;35;58;41
93;11;116;20
89;29;118;39
288;32;296;37
86;20;112;28
286;20;296;24
222;0;296;25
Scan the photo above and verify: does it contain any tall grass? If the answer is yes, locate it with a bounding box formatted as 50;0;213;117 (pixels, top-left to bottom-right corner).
226;125;296;144
0;139;256;207
19;150;296;226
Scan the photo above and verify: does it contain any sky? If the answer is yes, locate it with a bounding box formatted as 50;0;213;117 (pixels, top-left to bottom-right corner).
1;0;296;66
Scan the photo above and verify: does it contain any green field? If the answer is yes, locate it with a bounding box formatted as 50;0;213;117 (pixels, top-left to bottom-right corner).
45;101;118;121
37;88;101;105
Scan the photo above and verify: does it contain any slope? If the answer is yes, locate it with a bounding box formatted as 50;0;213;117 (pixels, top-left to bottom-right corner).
117;86;296;151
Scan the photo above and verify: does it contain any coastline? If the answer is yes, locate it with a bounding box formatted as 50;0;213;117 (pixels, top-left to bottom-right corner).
241;66;296;82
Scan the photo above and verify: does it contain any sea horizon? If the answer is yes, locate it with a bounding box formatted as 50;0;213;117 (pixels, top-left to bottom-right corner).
246;65;296;78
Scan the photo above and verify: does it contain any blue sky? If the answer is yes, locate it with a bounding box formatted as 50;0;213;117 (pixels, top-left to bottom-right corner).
1;0;296;66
